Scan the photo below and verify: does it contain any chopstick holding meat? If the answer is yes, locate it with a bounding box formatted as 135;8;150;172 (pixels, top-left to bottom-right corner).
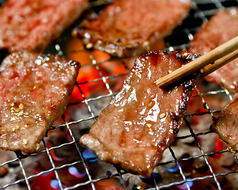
73;0;192;57
156;36;238;89
80;50;197;177
0;51;80;154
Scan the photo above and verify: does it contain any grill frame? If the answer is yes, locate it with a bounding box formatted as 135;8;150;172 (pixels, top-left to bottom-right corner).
1;0;238;189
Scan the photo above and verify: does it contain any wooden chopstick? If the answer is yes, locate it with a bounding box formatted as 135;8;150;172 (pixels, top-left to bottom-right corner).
198;48;238;79
156;36;238;88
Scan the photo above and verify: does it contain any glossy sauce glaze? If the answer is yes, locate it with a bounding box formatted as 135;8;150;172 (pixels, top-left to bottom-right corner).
0;51;79;154
73;0;191;57
80;51;197;177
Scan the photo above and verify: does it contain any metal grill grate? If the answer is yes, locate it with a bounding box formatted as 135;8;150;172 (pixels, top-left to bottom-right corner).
1;0;238;189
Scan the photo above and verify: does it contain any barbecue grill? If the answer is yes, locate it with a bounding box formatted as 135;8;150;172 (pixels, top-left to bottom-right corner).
1;0;238;189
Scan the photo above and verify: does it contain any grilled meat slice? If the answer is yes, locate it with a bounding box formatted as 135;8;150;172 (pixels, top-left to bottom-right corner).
189;8;238;94
73;0;192;58
0;0;89;53
211;93;238;151
0;51;80;154
80;51;197;177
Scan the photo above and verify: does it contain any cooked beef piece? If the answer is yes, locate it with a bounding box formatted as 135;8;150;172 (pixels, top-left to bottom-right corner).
211;93;238;151
73;0;191;58
0;0;89;53
80;51;197;177
0;51;80;154
189;8;238;94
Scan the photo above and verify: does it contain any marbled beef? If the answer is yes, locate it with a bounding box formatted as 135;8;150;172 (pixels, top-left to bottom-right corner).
0;0;89;53
80;51;197;177
211;93;238;152
189;8;238;94
0;51;79;154
73;0;191;57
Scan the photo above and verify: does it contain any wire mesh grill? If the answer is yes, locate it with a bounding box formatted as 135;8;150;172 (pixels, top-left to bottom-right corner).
1;0;238;189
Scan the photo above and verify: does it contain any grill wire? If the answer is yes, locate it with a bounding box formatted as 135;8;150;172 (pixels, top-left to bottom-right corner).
1;0;238;189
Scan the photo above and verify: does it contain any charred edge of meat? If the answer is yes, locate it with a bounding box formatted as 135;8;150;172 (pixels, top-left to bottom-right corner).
14;150;29;159
116;38;121;43
163;50;171;54
175;51;199;63
125;45;133;50
77;26;86;32
209;116;218;131
184;81;195;93
164;73;196;92
72;26;86;37
194;54;201;59
173;128;179;134
0;0;6;7
178;80;195;114
37;54;51;62
170;112;179;128
69;60;81;67
106;170;112;178
203;103;209;110
42;54;50;59
73;30;152;58
175;52;185;61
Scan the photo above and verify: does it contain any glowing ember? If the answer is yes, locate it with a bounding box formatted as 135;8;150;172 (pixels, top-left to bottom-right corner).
91;49;111;63
94;178;124;190
66;38;129;103
68;85;83;103
214;137;227;157
31;171;66;190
